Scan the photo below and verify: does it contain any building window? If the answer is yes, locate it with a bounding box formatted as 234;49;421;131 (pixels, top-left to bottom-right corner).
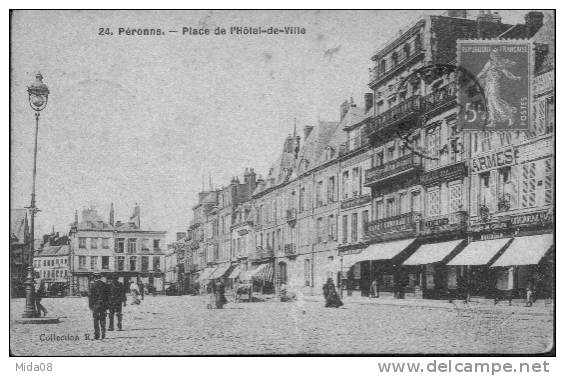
414;33;422;50
391;51;399;67
386;197;396;217
116;238;125;253
91;238;98;249
316;180;324;207
342;215;348;243
449;182;463;213
127;238;137;254
142;239;150;251
351;213;358;243
327;176;336;202
129;256;137;271
496;167;516;211
521;163;536;208
90;256;98;270
403;43;411;58
328;214;335;240
101;256;109;270
102;238;109;249
427;128;440;169
299;188;305;212
544;159;553;205
387;145;395;161
153;256;161;271
399;192;408;214
534;95;554;135
304;259;311;286
316;217;323;243
427;188;441;217
362;210;369;237
374;199;384;220
342;171;350;199
141;256;149;271
374;151;384;167
79;238;87;248
479;172;492;211
352;167;361;197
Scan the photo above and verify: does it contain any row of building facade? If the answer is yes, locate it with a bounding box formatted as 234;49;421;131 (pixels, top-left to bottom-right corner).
165;10;554;301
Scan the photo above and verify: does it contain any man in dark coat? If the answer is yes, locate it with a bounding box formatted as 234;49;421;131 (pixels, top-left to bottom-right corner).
108;276;127;331
215;280;227;309
138;279;145;300
88;272;110;340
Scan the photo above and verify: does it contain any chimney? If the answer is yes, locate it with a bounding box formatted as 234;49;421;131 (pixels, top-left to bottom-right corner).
339;99;350;120
109;202;115;227
447;10;467;18
525;11;544;38
364;93;374;113
477;10;502;39
244;168;257;192
303;125;314;139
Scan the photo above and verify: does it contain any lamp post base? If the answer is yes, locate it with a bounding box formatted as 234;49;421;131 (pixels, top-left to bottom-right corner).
22;267;37;318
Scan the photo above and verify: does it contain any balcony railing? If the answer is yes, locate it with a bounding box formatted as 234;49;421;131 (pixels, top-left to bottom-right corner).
340;134;369;155
341;194;372;210
368;95;422;135
423;82;457;115
365;153;422;186
420;211;467;236
365;212;421;237
251;246;274;261
284;243;296;257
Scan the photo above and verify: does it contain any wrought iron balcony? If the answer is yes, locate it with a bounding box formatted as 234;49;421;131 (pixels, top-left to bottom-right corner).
341;194;372;210
368;95;422;135
365;153;422;186
420;211;467;236
365;211;421;239
423;82;457;116
251;246;274;261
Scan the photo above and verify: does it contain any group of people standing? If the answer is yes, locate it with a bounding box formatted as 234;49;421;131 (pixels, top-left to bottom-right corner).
88;272;128;340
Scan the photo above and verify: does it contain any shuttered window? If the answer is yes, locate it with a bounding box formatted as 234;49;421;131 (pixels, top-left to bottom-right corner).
521;163;537;208
448;182;463;213
427;188;441;217
544;159;553;205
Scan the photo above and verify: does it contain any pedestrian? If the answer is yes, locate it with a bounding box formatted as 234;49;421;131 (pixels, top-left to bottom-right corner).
215;280;227;309
129;280;141;305
323;278;343;308
34;279;48;317
138;279;145;300
369;278;379;298
108;276;127;331
525;281;534;307
88;272;110;340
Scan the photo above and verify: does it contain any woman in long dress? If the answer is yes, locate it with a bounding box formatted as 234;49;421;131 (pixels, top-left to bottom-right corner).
129;281;141;305
323;278;343;308
476;49;521;127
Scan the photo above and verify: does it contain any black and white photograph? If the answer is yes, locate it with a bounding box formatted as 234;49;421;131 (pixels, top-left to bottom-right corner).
9;8;555;361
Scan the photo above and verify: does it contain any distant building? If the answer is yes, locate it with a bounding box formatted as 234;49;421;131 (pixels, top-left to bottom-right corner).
10;209;30;297
33;231;71;296
68;204;167;295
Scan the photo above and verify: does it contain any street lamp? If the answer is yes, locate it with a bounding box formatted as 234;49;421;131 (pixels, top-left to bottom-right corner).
22;72;49;318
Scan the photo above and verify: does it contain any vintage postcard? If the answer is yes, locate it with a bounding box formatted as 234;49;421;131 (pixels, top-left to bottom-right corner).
9;9;554;359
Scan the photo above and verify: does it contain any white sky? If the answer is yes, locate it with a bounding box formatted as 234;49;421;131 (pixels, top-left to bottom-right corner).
10;10;530;241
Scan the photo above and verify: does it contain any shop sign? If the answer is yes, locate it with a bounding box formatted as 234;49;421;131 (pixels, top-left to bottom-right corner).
533;71;554;96
470;146;518;174
469;220;511;233
420;162;466;186
509;210;553;227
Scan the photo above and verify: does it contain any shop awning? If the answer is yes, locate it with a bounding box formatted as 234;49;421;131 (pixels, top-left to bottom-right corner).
247;263;273;282
491;234;554;267
227;265;241;279
403;239;464;265
342;238;416;269
208;263;232;279
447;238;511;266
197;267;217;283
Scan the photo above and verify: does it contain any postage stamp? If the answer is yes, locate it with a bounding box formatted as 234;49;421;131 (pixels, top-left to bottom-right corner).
458;40;532;131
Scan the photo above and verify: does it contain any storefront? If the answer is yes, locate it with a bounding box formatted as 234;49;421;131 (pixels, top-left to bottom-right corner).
402;239;466;299
340;238;418;297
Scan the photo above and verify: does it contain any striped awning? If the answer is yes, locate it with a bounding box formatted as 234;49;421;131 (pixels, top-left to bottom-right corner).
248;263;273;282
208;263;232;279
227;265;241;279
197;267;217;283
491;234;554;267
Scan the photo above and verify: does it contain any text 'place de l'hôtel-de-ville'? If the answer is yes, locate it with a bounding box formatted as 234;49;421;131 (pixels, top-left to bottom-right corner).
11;10;554;302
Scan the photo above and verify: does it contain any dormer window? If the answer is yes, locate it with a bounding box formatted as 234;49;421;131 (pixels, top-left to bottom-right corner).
403;43;411;59
414;33;422;51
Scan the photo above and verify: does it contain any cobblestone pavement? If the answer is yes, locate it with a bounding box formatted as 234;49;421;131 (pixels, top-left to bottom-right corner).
10;295;553;356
